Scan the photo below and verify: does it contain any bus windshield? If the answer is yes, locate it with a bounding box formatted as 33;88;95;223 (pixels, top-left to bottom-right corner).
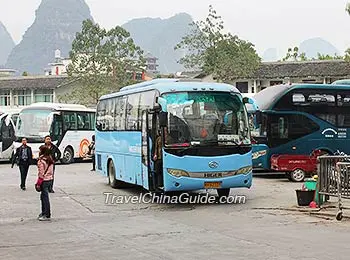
17;109;53;139
162;92;250;146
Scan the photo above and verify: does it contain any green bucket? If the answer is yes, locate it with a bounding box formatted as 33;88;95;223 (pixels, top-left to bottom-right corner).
304;179;324;205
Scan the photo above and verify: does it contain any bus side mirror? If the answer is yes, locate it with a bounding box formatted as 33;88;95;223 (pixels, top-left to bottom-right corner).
96;122;102;131
243;97;259;111
159;112;168;127
243;97;254;104
149;103;161;113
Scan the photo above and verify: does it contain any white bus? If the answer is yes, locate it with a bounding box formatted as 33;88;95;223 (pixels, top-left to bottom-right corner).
0;112;16;161
15;103;96;164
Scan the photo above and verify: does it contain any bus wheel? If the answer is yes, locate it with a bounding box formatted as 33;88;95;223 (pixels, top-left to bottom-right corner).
290;169;305;182
108;161;124;189
61;147;74;164
217;188;230;198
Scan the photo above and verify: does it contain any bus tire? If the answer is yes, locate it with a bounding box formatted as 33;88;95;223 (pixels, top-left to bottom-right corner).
290;169;305;182
108;160;124;189
217;188;230;198
61;147;74;164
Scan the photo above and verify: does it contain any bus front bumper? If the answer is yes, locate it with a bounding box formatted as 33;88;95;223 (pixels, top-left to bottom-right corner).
163;172;253;192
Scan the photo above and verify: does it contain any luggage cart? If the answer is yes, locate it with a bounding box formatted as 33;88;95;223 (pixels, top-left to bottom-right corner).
334;162;350;220
318;156;350;221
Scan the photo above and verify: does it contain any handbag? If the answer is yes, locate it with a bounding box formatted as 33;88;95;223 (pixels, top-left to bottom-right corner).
35;162;51;192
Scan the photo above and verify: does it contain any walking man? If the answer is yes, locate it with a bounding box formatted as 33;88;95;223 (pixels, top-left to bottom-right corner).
44;135;61;193
11;138;33;190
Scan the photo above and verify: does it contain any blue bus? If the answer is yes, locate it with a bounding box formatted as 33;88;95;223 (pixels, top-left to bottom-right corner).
95;79;253;197
249;83;350;181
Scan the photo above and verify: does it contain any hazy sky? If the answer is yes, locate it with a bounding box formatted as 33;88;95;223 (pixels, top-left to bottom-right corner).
1;0;350;56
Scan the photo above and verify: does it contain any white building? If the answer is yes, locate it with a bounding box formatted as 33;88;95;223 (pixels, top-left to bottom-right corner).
44;49;72;76
0;68;16;77
0;75;75;109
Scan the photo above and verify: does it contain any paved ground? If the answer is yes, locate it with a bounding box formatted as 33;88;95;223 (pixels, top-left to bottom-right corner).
1;161;350;260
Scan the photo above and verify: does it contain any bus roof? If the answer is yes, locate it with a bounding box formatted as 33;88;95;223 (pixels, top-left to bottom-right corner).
0;108;21;115
20;102;95;112
332;79;350;85
99;79;240;100
253;83;350;110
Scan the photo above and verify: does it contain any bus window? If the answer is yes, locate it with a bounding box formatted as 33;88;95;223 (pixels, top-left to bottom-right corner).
89;113;96;130
51;115;63;141
104;99;115;131
126;93;141;131
140;91;156;111
63;112;77;130
308;94;335;105
292;93;305;104
278;117;288;139
269;114;319;147
77;112;91;130
114;97;126;131
314;113;336;126
96;100;107;131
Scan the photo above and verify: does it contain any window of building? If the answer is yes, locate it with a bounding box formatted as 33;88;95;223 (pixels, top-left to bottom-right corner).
236;82;248;93
270;81;283;86
0;90;10;106
34;89;54;103
13;90;31;106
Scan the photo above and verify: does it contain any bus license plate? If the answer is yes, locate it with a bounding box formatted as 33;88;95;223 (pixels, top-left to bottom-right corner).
204;182;222;189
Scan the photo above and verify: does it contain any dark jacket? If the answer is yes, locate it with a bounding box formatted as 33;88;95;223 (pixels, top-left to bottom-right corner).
48;143;62;162
12;145;33;167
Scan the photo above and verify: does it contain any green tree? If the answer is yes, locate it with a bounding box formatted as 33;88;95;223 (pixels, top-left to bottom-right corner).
317;53;343;60
175;5;260;82
282;47;307;61
63;19;145;105
22;71;29;76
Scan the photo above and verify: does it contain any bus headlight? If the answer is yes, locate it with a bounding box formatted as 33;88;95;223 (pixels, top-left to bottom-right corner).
167;169;190;177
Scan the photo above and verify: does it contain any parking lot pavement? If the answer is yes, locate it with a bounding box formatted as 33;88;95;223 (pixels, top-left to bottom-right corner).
1;162;350;260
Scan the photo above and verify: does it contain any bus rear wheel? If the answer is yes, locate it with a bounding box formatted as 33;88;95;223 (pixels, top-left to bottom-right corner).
108;161;125;189
217;188;230;198
61;147;74;164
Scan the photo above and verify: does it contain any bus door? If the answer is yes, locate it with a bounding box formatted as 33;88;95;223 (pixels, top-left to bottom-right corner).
51;113;63;145
0;115;15;159
141;110;153;190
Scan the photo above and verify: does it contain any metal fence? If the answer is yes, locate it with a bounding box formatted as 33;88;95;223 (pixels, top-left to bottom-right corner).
318;155;350;220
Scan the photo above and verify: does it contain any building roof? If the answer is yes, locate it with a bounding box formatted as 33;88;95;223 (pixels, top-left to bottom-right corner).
189;60;350;80
0;75;70;90
0;68;17;73
253;60;350;79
